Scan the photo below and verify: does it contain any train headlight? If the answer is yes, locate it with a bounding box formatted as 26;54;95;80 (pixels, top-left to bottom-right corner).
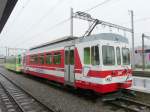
105;75;112;82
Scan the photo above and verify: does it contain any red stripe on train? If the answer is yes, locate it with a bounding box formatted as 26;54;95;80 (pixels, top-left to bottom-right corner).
75;80;132;93
25;70;64;83
87;69;132;78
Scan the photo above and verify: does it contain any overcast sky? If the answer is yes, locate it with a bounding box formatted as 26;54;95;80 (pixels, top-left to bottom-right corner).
0;0;150;52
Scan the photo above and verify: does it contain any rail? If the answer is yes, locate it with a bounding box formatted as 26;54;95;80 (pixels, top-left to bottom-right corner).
108;97;150;112
0;72;55;112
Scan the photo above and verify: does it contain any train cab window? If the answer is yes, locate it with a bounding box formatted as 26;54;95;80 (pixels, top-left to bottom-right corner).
91;46;99;65
102;46;115;65
122;48;130;65
39;54;44;64
46;54;52;64
116;47;121;65
54;52;61;64
84;47;90;64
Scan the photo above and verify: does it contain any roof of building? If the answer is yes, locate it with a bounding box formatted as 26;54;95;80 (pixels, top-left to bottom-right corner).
0;0;18;33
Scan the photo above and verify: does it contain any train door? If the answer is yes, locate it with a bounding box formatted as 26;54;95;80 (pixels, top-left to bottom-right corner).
64;46;75;85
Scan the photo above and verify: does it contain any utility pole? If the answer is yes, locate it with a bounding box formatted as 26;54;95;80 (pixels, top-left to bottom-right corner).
142;34;145;70
70;8;73;37
5;46;7;56
130;10;135;69
142;34;150;70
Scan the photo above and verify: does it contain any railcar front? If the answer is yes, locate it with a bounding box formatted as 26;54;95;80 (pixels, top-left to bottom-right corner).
5;55;22;72
74;33;132;93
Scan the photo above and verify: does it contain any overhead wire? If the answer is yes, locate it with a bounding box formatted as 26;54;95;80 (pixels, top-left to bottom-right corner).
10;0;64;47
0;0;31;46
83;0;113;12
119;16;150;25
17;0;120;48
14;0;63;42
4;0;31;35
14;18;70;48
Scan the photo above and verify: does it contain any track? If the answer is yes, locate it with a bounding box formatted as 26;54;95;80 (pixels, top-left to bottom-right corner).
108;96;150;112
0;72;55;112
1;68;150;112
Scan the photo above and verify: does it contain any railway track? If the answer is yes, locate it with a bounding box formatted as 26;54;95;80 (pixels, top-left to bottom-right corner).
1;69;150;112
108;96;150;112
0;72;55;112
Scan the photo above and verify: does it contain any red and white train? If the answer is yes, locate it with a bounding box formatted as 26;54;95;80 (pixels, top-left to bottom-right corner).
22;33;132;94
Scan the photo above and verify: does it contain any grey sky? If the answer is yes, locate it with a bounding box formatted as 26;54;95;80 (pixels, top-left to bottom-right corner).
0;0;150;50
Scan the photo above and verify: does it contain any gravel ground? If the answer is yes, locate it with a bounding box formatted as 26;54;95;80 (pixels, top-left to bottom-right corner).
0;67;119;112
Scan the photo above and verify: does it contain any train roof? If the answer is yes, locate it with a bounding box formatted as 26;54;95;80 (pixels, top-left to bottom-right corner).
79;33;128;43
29;33;128;50
30;36;78;50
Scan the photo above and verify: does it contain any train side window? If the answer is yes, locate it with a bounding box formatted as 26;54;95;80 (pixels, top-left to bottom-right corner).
102;46;115;65
30;55;38;64
39;54;44;64
46;54;52;64
54;52;61;64
84;47;90;64
116;47;121;65
122;48;130;65
91;46;100;65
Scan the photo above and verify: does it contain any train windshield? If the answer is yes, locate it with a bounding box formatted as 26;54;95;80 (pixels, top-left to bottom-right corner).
102;46;115;65
91;46;99;65
84;45;100;65
116;47;121;65
122;48;130;65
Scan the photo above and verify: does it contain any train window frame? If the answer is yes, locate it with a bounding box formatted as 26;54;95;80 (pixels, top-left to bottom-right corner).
39;54;45;65
91;45;100;65
84;47;91;65
54;52;61;65
122;48;130;65
30;55;38;64
102;45;115;66
116;47;121;65
46;53;53;65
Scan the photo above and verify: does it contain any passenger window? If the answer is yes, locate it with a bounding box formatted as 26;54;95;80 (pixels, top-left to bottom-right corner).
116;47;121;65
102;46;115;65
84;47;90;64
91;46;100;65
122;48;130;65
46;54;52;64
30;55;38;64
39;54;45;64
54;52;61;64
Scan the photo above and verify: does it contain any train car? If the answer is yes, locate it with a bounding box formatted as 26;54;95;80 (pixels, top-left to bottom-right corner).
5;55;22;72
22;33;132;94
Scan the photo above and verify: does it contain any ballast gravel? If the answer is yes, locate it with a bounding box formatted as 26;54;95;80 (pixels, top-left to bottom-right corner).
0;67;126;112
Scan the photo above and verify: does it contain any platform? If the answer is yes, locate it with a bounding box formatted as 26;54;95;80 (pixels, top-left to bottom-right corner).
130;76;150;93
133;69;150;77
